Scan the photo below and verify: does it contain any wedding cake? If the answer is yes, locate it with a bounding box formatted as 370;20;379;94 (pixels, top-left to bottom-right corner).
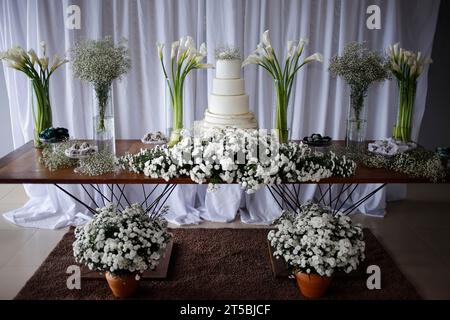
201;48;258;129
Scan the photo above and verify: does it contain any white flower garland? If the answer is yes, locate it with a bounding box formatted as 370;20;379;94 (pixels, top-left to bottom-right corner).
268;202;365;277
118;128;356;193
73;204;171;276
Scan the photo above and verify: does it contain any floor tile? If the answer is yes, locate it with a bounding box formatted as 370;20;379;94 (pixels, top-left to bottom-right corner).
0;185;29;205
0;229;35;268
5;230;66;267
0;266;37;300
0;204;24;230
0;185;18;200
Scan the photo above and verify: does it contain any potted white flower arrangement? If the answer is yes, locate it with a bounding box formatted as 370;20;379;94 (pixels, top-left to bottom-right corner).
73;203;171;298
268;202;365;299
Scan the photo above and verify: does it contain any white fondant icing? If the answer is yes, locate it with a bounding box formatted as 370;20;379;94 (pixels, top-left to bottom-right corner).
209;94;249;115
201;57;258;129
203;110;258;129
216;59;241;79
212;78;245;95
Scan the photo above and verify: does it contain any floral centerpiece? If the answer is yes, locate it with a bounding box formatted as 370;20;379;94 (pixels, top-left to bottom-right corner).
157;36;212;147
118;128;356;193
329;42;390;148
268;202;365;298
0;42;67;148
70;36;131;155
242;30;323;144
388;44;432;142
73;203;171;298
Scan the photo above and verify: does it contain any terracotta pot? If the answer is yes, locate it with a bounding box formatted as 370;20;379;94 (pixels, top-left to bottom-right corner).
105;272;139;298
295;272;332;299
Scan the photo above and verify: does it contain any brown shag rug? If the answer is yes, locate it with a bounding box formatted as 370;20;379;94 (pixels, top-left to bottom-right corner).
15;228;420;300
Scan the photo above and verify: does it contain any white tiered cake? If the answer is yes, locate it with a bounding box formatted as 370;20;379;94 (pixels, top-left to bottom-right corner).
202;58;258;129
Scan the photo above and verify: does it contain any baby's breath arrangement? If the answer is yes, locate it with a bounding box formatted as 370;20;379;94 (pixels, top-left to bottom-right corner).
329;42;390;126
39;142;77;171
77;151;116;176
390;149;446;182
333;145;446;182
70;36;131;132
215;46;241;60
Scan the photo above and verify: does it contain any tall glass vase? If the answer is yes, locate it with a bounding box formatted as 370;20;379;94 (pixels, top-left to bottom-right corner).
273;80;290;144
346;89;368;151
166;79;184;147
393;79;416;142
31;80;53;148
92;84;115;155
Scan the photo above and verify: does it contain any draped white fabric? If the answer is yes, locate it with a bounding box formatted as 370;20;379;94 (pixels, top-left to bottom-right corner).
0;0;440;229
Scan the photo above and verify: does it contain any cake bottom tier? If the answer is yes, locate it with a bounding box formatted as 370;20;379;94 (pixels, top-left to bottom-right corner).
202;109;258;129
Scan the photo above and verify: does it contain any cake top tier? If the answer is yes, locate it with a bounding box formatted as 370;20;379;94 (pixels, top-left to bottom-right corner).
215;59;242;79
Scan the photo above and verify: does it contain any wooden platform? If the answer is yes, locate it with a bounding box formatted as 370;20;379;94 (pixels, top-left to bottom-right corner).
81;239;173;280
267;239;290;278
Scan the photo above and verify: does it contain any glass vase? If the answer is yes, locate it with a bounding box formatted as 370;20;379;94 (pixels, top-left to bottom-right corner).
346;89;368;152
393;79;416;142
31;80;53;148
273;79;290;144
92;84;115;155
165;79;185;147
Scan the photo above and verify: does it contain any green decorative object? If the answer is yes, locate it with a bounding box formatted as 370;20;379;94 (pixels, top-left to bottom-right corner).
388;44;432;142
243;30;322;144
1;42;67;148
157;36;212;147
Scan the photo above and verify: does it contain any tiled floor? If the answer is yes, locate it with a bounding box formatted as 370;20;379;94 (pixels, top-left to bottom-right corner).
0;184;449;300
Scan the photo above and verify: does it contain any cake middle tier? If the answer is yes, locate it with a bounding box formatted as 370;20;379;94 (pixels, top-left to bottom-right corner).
212;78;245;95
209;94;249;115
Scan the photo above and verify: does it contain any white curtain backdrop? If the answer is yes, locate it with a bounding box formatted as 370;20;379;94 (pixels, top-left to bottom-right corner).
0;0;440;228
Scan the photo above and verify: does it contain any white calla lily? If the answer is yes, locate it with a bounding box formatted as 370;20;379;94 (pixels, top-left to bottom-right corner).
199;43;207;57
303;53;323;64
156;42;164;60
40;41;47;57
262;30;271;48
242;30;322;143
28;49;39;65
171;40;179;59
286;41;297;59
242;54;261;67
156;36;211;146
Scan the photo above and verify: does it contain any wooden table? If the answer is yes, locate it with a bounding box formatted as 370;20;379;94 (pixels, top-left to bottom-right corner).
0;140;446;184
1;140;448;279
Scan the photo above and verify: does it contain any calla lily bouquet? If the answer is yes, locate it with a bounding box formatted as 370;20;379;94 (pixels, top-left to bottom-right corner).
388;44;432;142
242;30;323;144
157;36;213;147
0;42;67;148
